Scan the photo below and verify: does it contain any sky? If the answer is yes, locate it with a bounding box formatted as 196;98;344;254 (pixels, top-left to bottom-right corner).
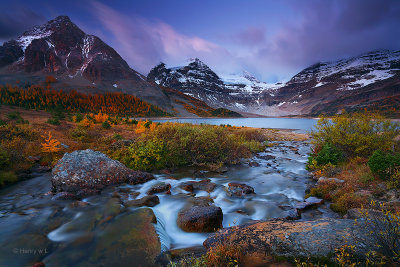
1;0;400;82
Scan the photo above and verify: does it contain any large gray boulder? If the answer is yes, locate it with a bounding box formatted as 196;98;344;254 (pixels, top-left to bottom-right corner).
51;149;154;198
204;218;372;266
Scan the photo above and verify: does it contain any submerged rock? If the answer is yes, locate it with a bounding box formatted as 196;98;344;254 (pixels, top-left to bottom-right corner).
124;195;160;207
227;183;255;197
257;154;276;161
211;166;228;173
52;192;80;201
51;149;154;198
147;183;171;195
248;161;260;167
179;179;217;193
44;208;160;267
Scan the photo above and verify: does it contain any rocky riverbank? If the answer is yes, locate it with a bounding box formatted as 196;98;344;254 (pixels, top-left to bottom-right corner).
4;128;393;267
0;135;326;266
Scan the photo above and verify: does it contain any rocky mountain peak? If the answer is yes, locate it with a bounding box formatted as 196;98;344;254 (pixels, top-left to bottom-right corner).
0;15;171;110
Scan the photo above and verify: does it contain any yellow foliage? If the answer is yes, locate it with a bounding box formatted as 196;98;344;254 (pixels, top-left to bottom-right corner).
149;123;157;132
135;127;146;134
311;112;399;158
93;112;109;123
41;132;62;153
79;118;93;128
135;120;147;134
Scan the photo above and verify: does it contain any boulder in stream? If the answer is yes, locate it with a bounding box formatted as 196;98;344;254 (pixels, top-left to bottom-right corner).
179;179;217;193
124;195;160;207
177;196;223;233
177;205;223;233
51;149;154;198
227;183;255;197
147;182;171;195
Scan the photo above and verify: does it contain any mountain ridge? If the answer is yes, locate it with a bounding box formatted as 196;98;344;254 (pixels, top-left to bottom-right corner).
0;15;171;110
147;49;400;116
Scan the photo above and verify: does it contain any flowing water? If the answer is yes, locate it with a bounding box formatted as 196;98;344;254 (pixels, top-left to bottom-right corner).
0;140;331;266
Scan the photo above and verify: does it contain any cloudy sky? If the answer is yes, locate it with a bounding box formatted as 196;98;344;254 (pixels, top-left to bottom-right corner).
1;0;400;82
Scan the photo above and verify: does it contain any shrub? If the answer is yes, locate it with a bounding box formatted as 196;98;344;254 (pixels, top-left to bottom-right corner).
168;242;244;267
0;171;18;188
79;117;93;128
368;150;400;180
354;201;400;265
330;192;366;214
206;242;244;266
102;121;111;129
6;111;21;120
94;112;109;123
121;123;266;171
126;138;168;171
0;147;10;169
46;117;60;125
73;113;84;123
123;118;138;125
309;142;342;168
168;255;207;267
310;112;399;159
307;180;340;200
144;120;152;128
69;127;89;142
112;133;122;140
0;119;6;126
387;168;400;189
50;108;65;120
6;111;29;124
41;132;62;153
316;143;342;166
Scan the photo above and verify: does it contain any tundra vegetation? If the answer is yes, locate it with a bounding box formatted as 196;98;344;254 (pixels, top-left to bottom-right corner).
0;106;266;189
304;112;400;266
2;104;400;266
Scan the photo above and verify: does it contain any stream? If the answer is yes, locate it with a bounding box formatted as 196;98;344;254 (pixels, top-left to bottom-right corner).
0;141;338;266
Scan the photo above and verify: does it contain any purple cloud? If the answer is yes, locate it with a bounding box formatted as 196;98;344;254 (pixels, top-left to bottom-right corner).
229;0;400;82
232;27;266;46
90;1;238;75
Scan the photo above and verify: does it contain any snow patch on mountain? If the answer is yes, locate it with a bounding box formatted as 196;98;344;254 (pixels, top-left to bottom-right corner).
220;71;285;94
16;28;53;52
291;49;400;86
338;69;398;91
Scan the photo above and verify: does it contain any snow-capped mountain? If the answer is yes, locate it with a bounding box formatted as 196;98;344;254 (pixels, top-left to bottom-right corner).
1;16;398;117
0;16;169;109
264;49;400;115
149;50;400;116
147;58;284;112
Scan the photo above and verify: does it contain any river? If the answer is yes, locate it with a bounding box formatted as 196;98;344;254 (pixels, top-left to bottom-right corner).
0;138;340;266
